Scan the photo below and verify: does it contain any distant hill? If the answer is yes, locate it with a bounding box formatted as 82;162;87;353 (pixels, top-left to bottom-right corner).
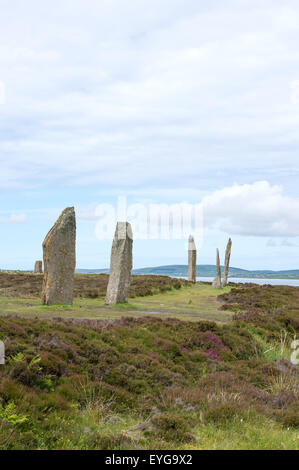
76;265;299;279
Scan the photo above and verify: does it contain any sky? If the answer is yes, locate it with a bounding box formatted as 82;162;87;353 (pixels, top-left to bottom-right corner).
0;0;299;271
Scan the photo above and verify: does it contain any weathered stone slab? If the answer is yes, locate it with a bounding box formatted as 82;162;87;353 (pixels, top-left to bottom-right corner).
34;260;43;274
42;207;76;305
222;238;232;287
0;340;4;365
105;222;133;305
212;248;222;288
188;235;197;283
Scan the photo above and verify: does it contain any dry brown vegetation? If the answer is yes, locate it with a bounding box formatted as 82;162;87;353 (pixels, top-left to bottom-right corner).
0;272;189;299
218;284;299;332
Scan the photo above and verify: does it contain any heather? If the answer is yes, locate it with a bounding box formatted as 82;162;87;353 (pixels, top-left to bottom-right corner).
0;283;298;450
219;284;299;336
0;272;187;299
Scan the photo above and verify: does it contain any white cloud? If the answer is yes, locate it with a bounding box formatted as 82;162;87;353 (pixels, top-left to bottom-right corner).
74;181;299;239
202;181;299;237
76;203;99;221
0;213;27;224
267;238;299;247
0;80;4;105
0;1;299;190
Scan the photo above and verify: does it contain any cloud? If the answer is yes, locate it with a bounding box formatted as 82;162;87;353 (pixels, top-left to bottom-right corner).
267;238;299;247
267;238;278;247
0;1;299;190
0;213;27;224
202;181;299;237
74;181;299;239
281;238;299;247
76;203;99;221
0;80;4;105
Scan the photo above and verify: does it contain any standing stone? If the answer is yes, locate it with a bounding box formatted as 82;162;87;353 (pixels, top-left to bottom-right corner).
222;238;232;287
105;222;133;305
42;207;76;305
34;260;43;274
188;235;197;283
212;248;222;289
0;340;4;365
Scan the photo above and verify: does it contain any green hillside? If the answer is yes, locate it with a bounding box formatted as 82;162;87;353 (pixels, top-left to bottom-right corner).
76;265;299;279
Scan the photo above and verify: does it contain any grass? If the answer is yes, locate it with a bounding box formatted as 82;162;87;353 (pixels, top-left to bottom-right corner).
241;324;293;361
127;283;233;322
0;282;234;323
193;419;299;450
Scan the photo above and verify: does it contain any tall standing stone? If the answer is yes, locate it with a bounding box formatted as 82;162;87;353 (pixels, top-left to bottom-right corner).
188;235;197;283
0;340;4;365
105;222;133;305
212;248;222;289
222;238;232;287
34;260;43;274
42;207;76;305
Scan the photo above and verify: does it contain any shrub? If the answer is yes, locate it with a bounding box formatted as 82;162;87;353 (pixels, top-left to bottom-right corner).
149;413;195;443
204;404;245;427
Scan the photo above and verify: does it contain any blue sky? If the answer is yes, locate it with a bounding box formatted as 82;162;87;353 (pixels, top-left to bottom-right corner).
1;0;299;271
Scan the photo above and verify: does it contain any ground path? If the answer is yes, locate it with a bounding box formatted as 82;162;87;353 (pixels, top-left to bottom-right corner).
0;283;234;323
